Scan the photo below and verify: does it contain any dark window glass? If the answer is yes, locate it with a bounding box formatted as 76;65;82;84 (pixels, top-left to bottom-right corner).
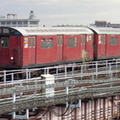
30;21;38;24
12;21;16;24
110;36;117;45
24;21;28;24
41;38;53;48
0;37;9;48
18;21;22;24
1;22;5;25
68;37;77;47
7;22;11;25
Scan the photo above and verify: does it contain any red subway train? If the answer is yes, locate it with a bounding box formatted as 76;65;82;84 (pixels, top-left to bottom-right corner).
0;26;120;69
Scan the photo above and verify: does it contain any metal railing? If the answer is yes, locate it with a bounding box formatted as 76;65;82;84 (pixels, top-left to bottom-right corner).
0;59;120;114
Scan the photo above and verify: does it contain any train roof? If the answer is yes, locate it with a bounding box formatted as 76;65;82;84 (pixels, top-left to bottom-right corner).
90;27;120;34
11;27;93;35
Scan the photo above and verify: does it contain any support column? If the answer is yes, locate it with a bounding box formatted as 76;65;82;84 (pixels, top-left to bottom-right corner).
103;98;106;120
111;96;114;118
12;91;29;119
94;99;97;120
84;102;87;120
74;108;77;120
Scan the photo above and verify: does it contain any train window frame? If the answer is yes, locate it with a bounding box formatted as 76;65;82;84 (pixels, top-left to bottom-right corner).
0;37;9;48
32;37;36;47
88;35;93;46
41;38;53;48
81;35;86;44
98;35;106;44
109;36;117;45
28;36;36;48
57;36;63;46
67;37;77;47
101;35;106;44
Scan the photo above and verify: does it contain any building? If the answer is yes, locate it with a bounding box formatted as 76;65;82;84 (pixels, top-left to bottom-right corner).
0;11;40;27
90;21;120;28
95;21;107;27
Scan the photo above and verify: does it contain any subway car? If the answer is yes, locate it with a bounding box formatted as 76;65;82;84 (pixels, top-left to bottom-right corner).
91;27;120;60
0;27;93;69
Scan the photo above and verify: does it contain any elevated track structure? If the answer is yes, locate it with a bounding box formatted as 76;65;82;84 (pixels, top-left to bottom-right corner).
1;59;120;119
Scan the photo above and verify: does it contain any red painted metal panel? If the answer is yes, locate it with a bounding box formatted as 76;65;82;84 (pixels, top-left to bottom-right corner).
23;36;29;65
23;36;36;65
57;35;63;61
94;34;106;59
96;34;120;59
97;35;105;58
36;35;57;64
0;36;22;66
10;36;22;65
105;35;120;57
28;36;36;64
63;35;81;61
63;34;93;62
0;43;9;64
85;34;94;60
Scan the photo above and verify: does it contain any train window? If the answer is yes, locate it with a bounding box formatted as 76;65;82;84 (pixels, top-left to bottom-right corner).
29;37;32;47
81;35;86;44
29;37;36;48
32;37;36;47
57;36;63;46
98;35;106;44
0;37;9;48
11;29;22;35
67;37;77;47
109;36;117;45
87;35;93;46
101;35;106;44
41;38;53;48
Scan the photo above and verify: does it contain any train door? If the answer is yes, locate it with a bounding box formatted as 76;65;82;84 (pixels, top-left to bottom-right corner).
0;37;9;65
10;36;21;65
57;35;63;61
28;36;36;64
80;35;86;61
106;35;119;58
85;35;93;60
97;35;106;59
0;36;21;66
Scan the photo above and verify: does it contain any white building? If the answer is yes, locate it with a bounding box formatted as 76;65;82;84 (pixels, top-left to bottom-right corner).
0;11;40;27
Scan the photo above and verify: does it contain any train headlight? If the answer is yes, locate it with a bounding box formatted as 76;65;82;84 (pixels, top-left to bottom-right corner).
10;57;14;64
11;57;14;60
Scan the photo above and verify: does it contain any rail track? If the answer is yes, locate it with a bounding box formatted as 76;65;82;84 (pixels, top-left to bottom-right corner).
0;59;120;115
0;58;120;81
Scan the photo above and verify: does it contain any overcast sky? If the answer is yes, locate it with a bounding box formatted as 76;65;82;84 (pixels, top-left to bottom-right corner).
1;0;120;27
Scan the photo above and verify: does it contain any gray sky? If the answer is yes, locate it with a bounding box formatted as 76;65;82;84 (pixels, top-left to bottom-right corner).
1;0;120;26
